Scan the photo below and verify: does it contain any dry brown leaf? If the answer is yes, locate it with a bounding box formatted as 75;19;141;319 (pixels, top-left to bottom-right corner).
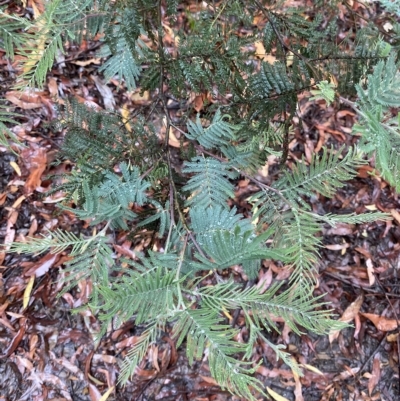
391;209;400;225
361;313;398;331
10;161;21;176
325;243;349;251
5;91;43;109
368;354;381;396
387;333;399;342
366;258;375;286
89;383;102;401
329;294;364;343
91;75;115;110
292;361;304;401
23;147;47;194
25;253;57;277
199;375;219;385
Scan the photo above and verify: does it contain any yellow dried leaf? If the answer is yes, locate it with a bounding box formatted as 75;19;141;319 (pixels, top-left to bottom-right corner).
120;106;132;132
301;364;324;375
99;386;114;401
23;275;35;309
10;161;21;176
12;195;26;209
254;41;276;63
266;387;290;401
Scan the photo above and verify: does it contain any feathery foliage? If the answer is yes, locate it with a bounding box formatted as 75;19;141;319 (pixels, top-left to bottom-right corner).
2;0;399;399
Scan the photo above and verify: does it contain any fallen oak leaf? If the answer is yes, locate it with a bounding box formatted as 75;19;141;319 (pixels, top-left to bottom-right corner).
361;313;398;331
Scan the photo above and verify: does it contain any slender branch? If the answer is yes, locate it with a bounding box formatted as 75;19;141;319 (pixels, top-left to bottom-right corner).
155;2;207;260
252;0;319;78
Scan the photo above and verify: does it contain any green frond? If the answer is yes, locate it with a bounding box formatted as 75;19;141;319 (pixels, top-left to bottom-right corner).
279;146;365;200
96;266;180;325
354;69;400;192
282;209;322;282
137;200;171;238
0;9;30;60
172;308;264;400
182;156;237;208
196;280;345;336
185;110;239;149
356;53;400;108
60;181;134;229
60;163;149;229
191;226;286;276
378;0;400;16
222;145;263;173
0;103;25;152
310;80;336;105
6;229;94;256
119;323;160;384
313;211;390;226
190;205;254;246
100;162;150;207
251;60;295;98
249;190;289;242
61;235;114;293
98;40;142;91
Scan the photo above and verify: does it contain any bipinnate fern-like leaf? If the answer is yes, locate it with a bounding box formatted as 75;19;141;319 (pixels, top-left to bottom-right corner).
191;226;286;274
60;180;137;229
136;200;171;238
97;267;180;325
172;308;264;399
190;205;254;246
278;146;365;200
118;323;160;384
356;53;400;108
195;279;345;336
100;163;150;207
0;103;25;152
61;162;149;229
185;109;239;149
98;38;142;91
182;156;237;208
62;235;113;290
352;54;400;192
0;10;30;60
7;229;94;256
251;60;295;99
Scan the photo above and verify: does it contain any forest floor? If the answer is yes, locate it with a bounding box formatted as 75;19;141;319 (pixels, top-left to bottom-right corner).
0;1;400;400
